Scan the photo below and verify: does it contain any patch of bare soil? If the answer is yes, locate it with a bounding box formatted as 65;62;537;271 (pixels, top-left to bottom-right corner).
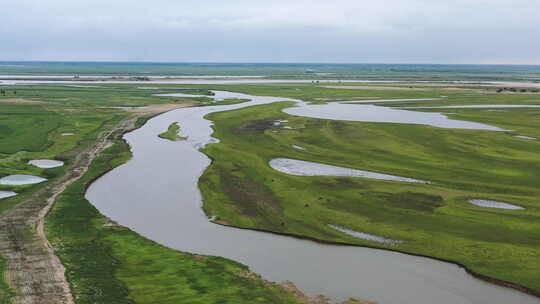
0;98;46;104
0;104;190;303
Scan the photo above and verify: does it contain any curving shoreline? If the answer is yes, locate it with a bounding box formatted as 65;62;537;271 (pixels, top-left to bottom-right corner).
85;90;540;304
210;218;540;298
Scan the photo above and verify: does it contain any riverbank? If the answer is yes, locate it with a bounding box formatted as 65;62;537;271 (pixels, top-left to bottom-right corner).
45;113;351;304
2;83;538;303
82;87;538;304
0;84;189;302
0;115;135;304
0;84;333;303
199;100;540;296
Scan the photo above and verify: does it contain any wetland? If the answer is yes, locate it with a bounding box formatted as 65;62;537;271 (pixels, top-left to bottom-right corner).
0;81;539;304
87;89;539;303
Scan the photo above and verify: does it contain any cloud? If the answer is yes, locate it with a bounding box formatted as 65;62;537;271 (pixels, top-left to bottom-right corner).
1;0;539;63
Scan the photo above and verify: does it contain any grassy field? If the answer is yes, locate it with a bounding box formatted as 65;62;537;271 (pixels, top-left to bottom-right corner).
2;61;540;81
2;82;540;302
199;91;540;293
0;256;14;304
0;84;325;303
196;98;251;106
0;86;140;215
45;126;310;304
158;122;186;141
0;85;145;303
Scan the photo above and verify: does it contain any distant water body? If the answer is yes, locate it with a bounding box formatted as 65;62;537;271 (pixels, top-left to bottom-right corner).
1;61;540;78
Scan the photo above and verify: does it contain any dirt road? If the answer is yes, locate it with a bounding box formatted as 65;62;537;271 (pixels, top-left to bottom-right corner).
0;104;188;304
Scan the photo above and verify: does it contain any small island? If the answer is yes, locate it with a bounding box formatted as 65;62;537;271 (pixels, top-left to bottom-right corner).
158;122;187;141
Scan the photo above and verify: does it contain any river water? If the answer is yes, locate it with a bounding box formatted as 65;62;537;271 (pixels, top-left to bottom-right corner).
85;91;538;304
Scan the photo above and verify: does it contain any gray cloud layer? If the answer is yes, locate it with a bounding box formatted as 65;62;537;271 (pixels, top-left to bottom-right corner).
2;0;539;64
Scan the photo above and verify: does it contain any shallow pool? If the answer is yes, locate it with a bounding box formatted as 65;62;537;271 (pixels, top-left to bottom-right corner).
0;175;47;186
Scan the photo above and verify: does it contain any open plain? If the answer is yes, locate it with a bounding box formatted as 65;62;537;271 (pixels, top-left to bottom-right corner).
0;75;539;304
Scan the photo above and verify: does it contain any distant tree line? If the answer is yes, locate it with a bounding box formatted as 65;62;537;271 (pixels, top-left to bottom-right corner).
496;87;539;93
0;89;16;96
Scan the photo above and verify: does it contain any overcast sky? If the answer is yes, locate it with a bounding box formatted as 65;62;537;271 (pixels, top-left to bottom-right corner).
2;0;539;64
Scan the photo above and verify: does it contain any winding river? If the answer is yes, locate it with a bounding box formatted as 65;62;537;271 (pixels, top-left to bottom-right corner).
85;91;539;304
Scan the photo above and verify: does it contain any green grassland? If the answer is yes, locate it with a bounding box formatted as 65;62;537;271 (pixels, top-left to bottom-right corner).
2;82;540;302
0;256;14;303
0;84;318;303
2;62;540;81
199;95;540;293
0;86;136;302
1;85;203;107
0;86;136;215
46;138;305;304
196;98;251;106
148;82;540;106
190;83;445;101
158;122;187;141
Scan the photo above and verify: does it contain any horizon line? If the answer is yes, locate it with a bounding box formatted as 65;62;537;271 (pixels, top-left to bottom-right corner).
1;60;540;67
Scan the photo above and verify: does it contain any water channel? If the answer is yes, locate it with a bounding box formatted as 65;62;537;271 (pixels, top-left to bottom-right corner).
85;90;538;304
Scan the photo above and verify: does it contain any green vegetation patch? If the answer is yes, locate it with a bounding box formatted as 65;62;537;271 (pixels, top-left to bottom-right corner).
46;135;307;304
0;255;15;304
3;82;540;302
199;100;540;292
158;122;187;141
0;104;61;154
199;98;251;106
372;191;445;212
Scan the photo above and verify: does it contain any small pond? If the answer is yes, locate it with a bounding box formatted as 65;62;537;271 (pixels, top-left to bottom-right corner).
329;225;403;245
285;104;507;131
28;159;64;169
269;158;428;183
0;175;47;186
513;135;537;140
469;199;525;210
0;191;17;199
